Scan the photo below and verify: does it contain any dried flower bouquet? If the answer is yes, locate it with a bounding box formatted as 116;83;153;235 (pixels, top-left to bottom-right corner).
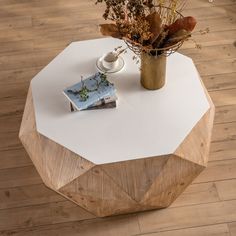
96;0;197;56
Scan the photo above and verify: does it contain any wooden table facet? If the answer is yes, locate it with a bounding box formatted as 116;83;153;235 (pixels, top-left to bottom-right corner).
19;38;215;217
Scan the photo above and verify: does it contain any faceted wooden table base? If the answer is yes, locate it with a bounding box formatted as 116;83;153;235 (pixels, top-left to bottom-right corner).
19;86;214;217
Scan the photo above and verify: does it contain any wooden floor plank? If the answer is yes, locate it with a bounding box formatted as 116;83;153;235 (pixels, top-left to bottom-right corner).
0;184;64;210
182;29;236;49
210;89;236;107
181;44;236;62
138;200;236;233
185;0;236;9
0;40;33;56
228;222;236;236
0;15;32;30
210;140;236;161
0;130;24;152
212;122;236;143
184;3;236;20
0;201;94;231
215;179;236;201
202;73;236;91
194;159;236;183
136;224;230;236
214;105;236;124
0;148;31;170
0;214;140;236
0;49;60;72
196;59;236;76
0;68;39;86
195;17;236;33
0;166;41;189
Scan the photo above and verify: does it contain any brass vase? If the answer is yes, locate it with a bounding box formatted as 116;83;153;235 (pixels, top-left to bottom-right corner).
141;52;167;90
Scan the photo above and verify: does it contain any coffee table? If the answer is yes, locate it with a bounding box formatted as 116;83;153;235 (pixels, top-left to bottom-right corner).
19;38;215;217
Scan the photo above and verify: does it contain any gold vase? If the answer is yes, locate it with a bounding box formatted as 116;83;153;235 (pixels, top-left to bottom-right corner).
141;53;167;90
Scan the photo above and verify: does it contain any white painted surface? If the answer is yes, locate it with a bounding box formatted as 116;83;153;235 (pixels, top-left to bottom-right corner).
31;38;210;164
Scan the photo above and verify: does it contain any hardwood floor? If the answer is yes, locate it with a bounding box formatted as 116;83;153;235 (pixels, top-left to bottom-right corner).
0;0;235;235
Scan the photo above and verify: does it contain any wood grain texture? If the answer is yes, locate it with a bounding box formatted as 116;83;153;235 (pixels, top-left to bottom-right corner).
138;199;236;233
1;0;235;234
174;107;213;166
228;222;236;236
19;87;95;190
137;224;230;236
101;156;169;202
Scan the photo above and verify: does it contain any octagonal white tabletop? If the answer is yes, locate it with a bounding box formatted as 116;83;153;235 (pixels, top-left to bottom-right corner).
31;38;210;165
